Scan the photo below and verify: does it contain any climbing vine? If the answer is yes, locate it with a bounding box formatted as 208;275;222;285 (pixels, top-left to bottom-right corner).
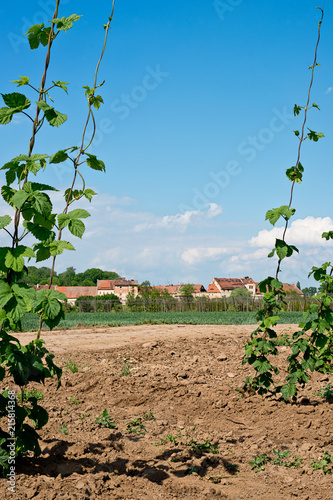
242;6;333;401
0;0;116;477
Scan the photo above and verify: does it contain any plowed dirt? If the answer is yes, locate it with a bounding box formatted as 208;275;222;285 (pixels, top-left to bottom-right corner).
1;324;332;499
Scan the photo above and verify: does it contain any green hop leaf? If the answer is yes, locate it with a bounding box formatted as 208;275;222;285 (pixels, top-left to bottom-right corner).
11;76;30;87
51;14;82;32
85;154;105;171
24;24;51;50
36;101;67;127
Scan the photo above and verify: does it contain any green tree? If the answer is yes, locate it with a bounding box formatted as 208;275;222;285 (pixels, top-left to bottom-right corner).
179;283;195;298
230;287;252;298
302;287;317;296
58;266;76;286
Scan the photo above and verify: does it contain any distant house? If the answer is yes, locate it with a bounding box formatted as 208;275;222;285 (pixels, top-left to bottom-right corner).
206;282;221;299
35;278;139;305
255;282;303;297
97;279;139;303
152;285;182;296
34;284;97;305
152;284;206;298
209;277;256;297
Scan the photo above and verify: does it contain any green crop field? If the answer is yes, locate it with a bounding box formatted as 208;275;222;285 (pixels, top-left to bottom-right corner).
20;311;307;331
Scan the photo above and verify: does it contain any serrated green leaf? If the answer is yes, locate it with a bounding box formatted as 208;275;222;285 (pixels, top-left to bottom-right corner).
44;296;61;319
24;24;51;50
27;399;49;430
286;162;304;184
34;213;56;229
274;239;298;260
52;14;82;32
52;81;69;93
5;246;34;272
271;279;283;290
1;185;16;205
11;190;30;209
30;192;52;218
25;221;55;243
91;95;104;110
30;154;49;162
68;208;90;219
253;359;271;374
322;231;333;241
34;244;51;262
49;150;69;164
0;281;13;309
0;107;14;125
0;93;31;125
0;215;11;230
293;104;301;116
11;76;30;87
85;154;105;172
265;206;295;226
49;240;75;256
84;188;97;201
68;219;85;238
36;101;67;127
1;92;30;110
57;213;70;229
280;383;297;400
24;181;57;192
307;129;325;142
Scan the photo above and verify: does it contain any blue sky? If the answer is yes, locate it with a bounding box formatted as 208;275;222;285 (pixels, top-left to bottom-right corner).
1;0;332;289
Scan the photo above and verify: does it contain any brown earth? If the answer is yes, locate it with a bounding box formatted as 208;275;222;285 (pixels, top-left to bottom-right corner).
1;324;333;500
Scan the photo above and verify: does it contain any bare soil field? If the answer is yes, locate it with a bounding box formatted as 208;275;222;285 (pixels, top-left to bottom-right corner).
1;324;332;499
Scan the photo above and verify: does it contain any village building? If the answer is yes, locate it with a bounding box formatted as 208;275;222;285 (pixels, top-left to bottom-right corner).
97;279;139;303
209;277;257;297
255;282;303;297
152;284;206;298
34;284;98;305
35;278;139;305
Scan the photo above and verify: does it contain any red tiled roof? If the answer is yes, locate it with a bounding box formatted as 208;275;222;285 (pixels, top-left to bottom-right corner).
255;282;303;295
282;283;303;295
214;277;254;290
34;285;98;298
153;285;182;295
207;283;220;293
97;279;138;290
191;284;206;293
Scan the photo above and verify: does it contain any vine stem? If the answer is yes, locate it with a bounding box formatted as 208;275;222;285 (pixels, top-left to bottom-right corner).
275;7;324;281
9;0;60;285
36;1;117;340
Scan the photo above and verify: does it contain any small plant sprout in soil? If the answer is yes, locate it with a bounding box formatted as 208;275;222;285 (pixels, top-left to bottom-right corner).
94;409;117;429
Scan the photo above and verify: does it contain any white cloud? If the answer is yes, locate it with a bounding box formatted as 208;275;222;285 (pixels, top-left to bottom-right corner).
325;87;333;94
249;217;333;248
207;203;223;218
181;247;230;266
133;203;223;233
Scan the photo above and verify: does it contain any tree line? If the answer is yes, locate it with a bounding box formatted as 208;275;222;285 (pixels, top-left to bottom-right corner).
19;266;120;287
